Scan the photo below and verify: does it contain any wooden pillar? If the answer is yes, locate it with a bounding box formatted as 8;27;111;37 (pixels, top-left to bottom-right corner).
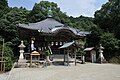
3;61;5;72
67;48;69;66
30;54;32;67
74;49;77;66
63;49;65;62
1;39;4;72
0;62;2;71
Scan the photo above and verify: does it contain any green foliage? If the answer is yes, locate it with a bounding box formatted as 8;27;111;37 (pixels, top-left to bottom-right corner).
86;25;102;47
0;19;17;41
77;48;85;56
0;0;8;9
76;40;86;56
0;43;14;71
0;6;29;63
100;32;119;60
5;7;30;24
109;56;120;64
0;7;29;48
0;0;9;18
27;1;52;22
69;16;96;31
100;32;119;50
94;0;120;38
27;1;71;25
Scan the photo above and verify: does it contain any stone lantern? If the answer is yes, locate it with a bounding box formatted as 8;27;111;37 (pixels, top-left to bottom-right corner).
98;44;104;63
18;41;26;59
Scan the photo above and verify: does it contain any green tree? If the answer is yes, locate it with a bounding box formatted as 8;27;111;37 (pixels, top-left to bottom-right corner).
100;32;119;60
94;0;120;38
0;7;29;60
0;0;9;18
69;16;97;31
0;43;14;71
0;7;29;43
27;1;70;24
5;7;30;24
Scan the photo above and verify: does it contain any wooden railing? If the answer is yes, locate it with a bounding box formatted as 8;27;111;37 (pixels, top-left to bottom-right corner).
0;57;5;72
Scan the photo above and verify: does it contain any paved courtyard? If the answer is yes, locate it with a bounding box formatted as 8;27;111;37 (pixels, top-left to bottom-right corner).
0;63;120;80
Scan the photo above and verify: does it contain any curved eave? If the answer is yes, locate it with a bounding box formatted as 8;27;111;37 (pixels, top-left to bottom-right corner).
18;23;38;31
51;27;77;36
51;27;90;37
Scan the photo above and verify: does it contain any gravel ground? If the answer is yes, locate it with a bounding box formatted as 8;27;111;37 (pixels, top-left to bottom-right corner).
0;63;120;80
0;72;9;80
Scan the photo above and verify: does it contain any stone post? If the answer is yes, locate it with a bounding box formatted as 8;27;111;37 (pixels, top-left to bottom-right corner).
82;55;85;64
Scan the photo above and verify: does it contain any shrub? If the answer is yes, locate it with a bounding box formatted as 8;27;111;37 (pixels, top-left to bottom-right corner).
100;32;119;60
109;56;120;64
0;44;14;71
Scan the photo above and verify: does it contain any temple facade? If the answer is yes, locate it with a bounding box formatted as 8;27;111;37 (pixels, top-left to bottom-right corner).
17;17;89;54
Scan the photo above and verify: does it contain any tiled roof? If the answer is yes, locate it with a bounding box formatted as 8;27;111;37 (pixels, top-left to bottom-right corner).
18;18;64;33
18;18;90;36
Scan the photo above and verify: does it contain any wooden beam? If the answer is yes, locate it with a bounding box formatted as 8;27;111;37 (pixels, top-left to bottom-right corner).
67;48;69;66
75;49;77;66
63;49;65;62
1;39;4;72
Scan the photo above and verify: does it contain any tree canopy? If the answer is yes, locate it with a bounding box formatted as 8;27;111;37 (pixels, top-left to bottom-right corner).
0;0;9;18
94;0;120;38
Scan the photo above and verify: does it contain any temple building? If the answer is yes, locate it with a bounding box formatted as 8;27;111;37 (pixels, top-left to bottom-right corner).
17;17;89;53
17;11;91;66
17;9;90;66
